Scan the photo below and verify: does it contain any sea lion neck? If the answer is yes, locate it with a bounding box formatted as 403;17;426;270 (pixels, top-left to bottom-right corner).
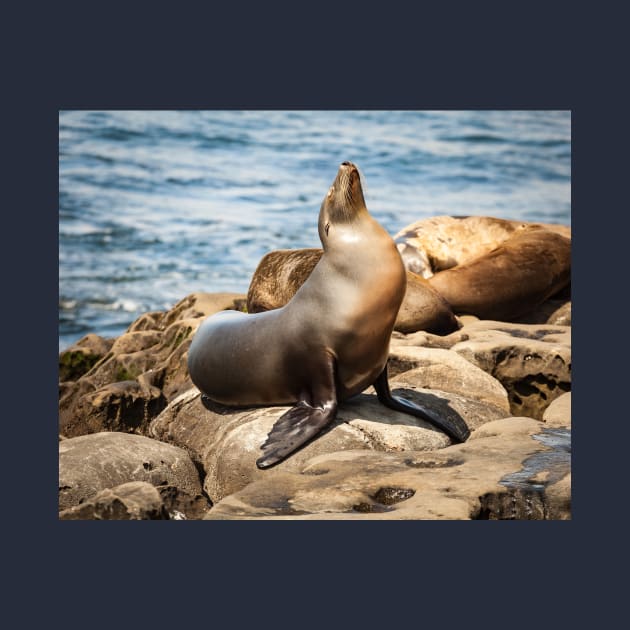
318;162;368;245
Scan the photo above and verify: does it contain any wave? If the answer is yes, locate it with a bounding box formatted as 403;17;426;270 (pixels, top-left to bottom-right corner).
439;133;508;144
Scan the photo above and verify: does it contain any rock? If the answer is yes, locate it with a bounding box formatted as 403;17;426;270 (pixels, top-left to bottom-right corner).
390;320;571;420
109;330;162;355
457;314;480;327
58;431;206;516
59;481;168;520
543;473;571;520
151;392;380;504
203;417;571;520
150;376;509;505
58;286;572;521
74;319;197;392
59;333;114;382
513;298;571;326
158;292;247;328
60;380;167;437
546;301;571;326
156;485;212;520
58;481;211;520
386;346;511;412
134;318;200;401
447;321;571;419
58;292;246;438
390;328;468;350
126;311;165;333
542;392;571;428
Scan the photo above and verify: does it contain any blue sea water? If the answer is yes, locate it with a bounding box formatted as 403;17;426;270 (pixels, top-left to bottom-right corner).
59;110;571;352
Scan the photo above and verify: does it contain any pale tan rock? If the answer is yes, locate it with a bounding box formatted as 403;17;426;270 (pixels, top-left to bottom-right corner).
151;379;510;504
444;321;571;419
204;416;571;520
546;301;571;326
544;473;571;520
159;292;246;328
542;392;571;428
59;431;203;512
387;346;510;412
390;328;466;349
390;320;571;420
110;330;162;355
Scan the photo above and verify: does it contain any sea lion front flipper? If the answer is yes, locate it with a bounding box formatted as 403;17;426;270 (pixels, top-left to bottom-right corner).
256;353;338;469
373;362;470;443
256;400;337;469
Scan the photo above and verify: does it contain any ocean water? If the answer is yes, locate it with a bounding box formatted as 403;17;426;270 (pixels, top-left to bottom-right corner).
59;110;571;351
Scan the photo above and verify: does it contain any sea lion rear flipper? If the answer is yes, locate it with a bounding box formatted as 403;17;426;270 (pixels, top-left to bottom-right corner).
373;362;470;443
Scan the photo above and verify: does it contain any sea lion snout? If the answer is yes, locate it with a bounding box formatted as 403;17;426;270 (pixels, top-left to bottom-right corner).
336;161;360;189
339;161;359;177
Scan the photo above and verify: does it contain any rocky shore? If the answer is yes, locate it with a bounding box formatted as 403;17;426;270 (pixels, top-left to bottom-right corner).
59;291;571;520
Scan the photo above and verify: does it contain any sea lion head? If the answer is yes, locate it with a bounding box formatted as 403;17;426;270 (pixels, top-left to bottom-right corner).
318;162;368;243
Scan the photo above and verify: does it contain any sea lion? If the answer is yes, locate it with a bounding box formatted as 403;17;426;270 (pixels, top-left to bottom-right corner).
427;226;571;320
246;248;459;335
398;272;460;334
394;215;571;278
246;248;322;314
188;162;469;469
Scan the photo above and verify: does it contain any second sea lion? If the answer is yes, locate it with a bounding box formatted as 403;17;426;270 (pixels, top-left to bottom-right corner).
246;248;459;335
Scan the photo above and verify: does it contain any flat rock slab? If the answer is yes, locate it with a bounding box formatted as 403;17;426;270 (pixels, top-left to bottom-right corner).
150;377;510;504
203;417;571;520
59;431;205;514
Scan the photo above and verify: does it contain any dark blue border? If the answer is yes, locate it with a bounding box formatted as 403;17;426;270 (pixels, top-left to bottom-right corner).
7;3;618;625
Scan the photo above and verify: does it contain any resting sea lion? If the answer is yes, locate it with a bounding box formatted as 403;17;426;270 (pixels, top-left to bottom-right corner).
394;215;571;278
188;162;469;469
246;248;459;335
427;226;571;320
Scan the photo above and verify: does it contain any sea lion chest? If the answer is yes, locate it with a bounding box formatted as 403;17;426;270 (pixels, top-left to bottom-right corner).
299;226;406;397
